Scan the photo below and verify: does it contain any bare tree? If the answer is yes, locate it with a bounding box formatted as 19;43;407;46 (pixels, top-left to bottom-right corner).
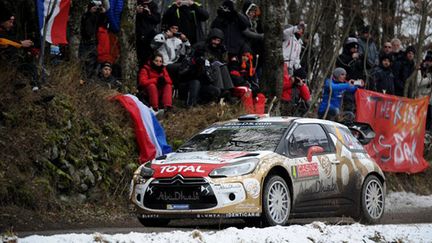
261;0;285;114
119;0;138;89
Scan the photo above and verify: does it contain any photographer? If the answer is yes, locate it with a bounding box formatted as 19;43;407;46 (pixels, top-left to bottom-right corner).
280;65;311;116
136;0;160;66
79;0;109;80
151;19;190;89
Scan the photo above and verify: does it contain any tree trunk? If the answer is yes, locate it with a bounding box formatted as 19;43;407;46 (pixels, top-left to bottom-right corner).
261;0;285;115
119;0;138;89
405;0;430;98
68;0;87;60
380;0;396;44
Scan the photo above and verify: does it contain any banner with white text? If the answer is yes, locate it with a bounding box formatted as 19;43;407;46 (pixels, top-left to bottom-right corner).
355;89;429;173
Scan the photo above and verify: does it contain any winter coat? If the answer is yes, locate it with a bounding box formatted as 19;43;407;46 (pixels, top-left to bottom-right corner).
418;64;432;104
151;33;190;65
358;37;379;67
281;64;310;102
135;1;160;43
397;57;416;96
192;29;227;63
370;65;395;95
138;63;173;87
80;11;107;44
336;47;365;80
162;2;209;45
282;25;303;71
211;10;249;57
318;79;357;115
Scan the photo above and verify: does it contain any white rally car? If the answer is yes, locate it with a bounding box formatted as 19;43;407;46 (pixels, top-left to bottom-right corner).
129;115;385;226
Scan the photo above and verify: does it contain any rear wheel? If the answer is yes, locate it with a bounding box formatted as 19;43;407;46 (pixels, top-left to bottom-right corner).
262;175;291;226
137;217;170;227
358;175;385;224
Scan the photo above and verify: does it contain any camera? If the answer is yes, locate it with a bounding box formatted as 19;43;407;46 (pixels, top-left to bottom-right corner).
353;79;363;86
174;32;182;38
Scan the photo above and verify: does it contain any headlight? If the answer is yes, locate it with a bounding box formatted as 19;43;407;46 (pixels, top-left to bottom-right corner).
209;159;259;177
139;163;154;178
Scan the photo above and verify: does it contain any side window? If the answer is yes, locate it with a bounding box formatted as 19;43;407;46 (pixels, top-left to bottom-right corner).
288;124;333;157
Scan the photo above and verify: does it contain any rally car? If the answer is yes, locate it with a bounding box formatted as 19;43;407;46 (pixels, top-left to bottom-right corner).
129;115;385;226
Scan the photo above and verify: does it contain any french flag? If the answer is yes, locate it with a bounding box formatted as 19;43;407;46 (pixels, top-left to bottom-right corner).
115;94;172;163
37;0;71;44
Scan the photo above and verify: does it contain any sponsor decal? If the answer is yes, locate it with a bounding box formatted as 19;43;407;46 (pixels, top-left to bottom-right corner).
152;163;224;178
156;191;200;201
318;156;332;179
243;178;260;198
291;163;319;180
300;178;337;194
197;213;261;218
167;204;190;210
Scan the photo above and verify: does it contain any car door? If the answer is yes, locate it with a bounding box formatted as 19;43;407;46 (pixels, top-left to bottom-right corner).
285;123;338;214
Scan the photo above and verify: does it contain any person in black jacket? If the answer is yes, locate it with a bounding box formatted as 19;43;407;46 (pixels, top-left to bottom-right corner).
162;0;209;45
211;0;250;58
397;45;416;97
136;0;160;66
369;53;395;95
79;0;108;80
336;37;367;82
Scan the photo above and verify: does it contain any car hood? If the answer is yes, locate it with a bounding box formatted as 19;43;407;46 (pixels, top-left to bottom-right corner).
151;151;271;178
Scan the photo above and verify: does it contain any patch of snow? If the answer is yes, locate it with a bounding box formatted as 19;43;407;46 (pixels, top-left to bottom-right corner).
386;191;432;212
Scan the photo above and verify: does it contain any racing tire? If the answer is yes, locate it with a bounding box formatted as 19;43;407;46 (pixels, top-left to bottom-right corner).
262;175;291;226
137;217;170;227
357;175;385;224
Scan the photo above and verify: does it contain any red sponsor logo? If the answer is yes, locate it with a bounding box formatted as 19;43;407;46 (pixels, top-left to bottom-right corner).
293;163;319;179
152;163;225;178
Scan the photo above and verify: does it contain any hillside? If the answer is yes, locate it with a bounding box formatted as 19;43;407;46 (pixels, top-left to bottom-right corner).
0;63;431;232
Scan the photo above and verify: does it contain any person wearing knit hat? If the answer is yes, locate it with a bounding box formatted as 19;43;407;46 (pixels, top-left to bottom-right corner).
396;45;417;96
318;67;359;121
369;52;395;95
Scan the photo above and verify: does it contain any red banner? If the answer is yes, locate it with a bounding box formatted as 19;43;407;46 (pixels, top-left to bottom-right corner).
355;89;429;173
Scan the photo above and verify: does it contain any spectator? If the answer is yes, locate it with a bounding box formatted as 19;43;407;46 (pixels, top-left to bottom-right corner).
418;51;432;131
0;7;38;89
379;41;392;58
357;25;379;68
228;50;260;95
211;0;250;58
369;53;395;95
283;21;306;75
318;67;360;121
179;29;228;107
390;38;405;88
138;53;173;111
397;45;416;97
79;0;108;80
96;62;122;90
151;19;190;89
192;28;234;96
162;0;209;45
336;37;366;81
280;66;311;116
136;0;161;66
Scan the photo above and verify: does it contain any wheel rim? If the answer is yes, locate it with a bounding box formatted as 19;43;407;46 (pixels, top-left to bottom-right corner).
267;180;290;224
365;179;384;219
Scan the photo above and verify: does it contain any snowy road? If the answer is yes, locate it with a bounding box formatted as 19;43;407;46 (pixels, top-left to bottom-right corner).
14;192;432;243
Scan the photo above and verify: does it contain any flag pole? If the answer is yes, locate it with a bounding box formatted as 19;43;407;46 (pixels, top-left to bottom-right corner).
38;0;58;89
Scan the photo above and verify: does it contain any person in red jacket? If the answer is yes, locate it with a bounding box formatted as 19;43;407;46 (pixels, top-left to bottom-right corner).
138;53;173;111
281;63;311;116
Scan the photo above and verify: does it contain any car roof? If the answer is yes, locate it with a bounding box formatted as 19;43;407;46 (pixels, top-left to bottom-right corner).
219;115;347;129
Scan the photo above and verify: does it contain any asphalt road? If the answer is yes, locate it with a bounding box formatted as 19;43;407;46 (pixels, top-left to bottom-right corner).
17;207;432;237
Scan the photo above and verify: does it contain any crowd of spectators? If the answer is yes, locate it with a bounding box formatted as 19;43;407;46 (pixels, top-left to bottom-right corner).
1;0;432;130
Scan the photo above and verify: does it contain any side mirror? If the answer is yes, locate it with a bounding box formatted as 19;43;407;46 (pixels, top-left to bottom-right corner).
307;146;324;162
348;122;375;145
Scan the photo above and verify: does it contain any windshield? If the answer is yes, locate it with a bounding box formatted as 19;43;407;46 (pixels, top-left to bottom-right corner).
178;122;289;152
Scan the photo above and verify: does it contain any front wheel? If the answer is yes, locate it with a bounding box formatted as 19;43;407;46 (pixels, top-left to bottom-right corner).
358;175;385;224
262;175;291;226
137;217;170;227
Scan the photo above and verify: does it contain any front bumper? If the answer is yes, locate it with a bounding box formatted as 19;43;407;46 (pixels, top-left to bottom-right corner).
129;175;262;218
